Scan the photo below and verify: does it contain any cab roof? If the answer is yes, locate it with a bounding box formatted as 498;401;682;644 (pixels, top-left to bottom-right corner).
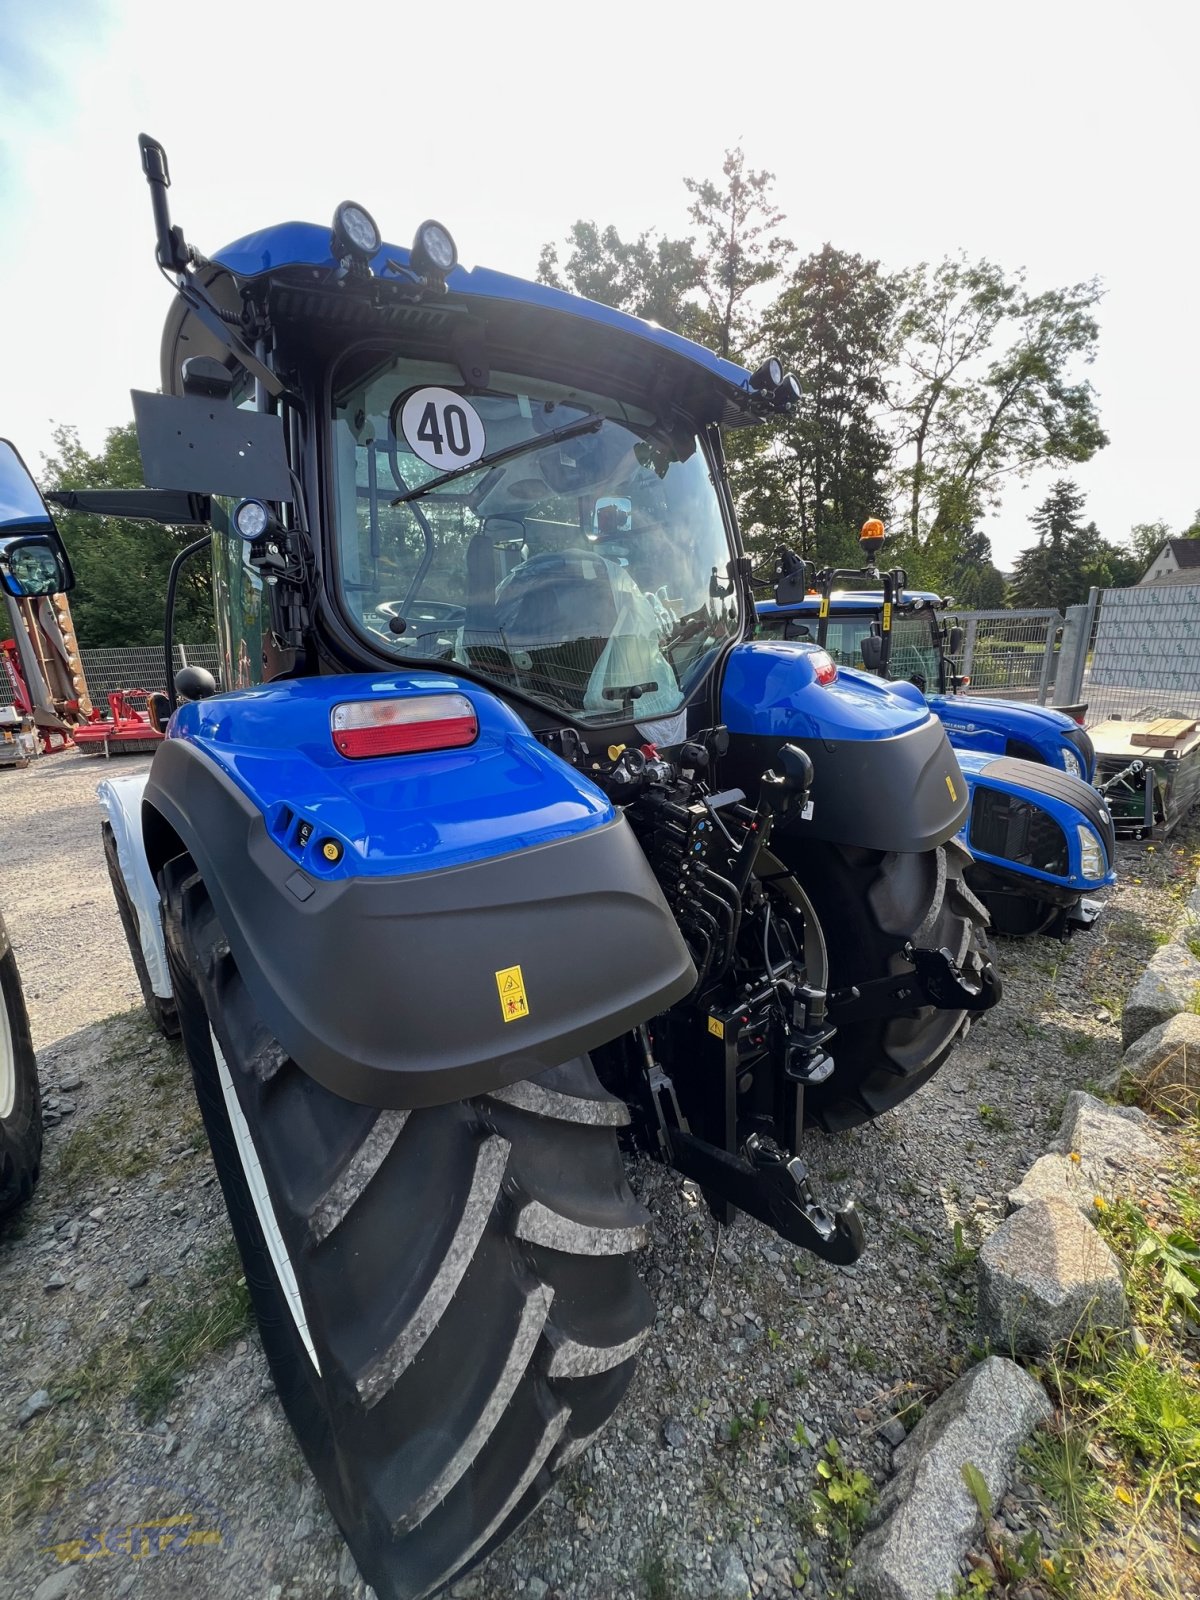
195;222;769;428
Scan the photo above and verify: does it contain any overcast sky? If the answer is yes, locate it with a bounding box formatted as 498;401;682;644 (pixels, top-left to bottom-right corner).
0;0;1195;565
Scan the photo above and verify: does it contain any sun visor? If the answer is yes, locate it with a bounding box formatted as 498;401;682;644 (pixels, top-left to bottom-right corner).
132;391;293;500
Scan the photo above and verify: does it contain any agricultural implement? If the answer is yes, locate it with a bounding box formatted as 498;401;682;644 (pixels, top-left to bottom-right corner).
1091;718;1200;838
758;530;1116;939
72;688;165;757
0;137;1004;1598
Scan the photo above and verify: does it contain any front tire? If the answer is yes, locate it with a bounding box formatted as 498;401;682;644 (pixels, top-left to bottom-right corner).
0;917;41;1222
782;837;990;1131
160;854;652;1600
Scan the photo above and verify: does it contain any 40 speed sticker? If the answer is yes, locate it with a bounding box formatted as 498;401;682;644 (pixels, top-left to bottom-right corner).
400;387;486;470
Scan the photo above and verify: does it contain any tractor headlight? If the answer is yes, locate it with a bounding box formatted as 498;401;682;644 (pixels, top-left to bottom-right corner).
1077;824;1106;880
411;219;457;278
232;498;275;542
1061;745;1083;778
332;201;381;262
750;357;783;391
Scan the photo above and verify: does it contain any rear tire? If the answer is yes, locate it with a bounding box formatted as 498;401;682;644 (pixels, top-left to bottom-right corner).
0;919;41;1222
160;854;652;1600
103;822;179;1038
782;837;990;1131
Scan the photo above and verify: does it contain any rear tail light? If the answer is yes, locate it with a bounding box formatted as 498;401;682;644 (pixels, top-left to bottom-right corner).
331;694;477;758
811;649;837;685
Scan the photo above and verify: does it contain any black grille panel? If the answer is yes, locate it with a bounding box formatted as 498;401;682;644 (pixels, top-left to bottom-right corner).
970;788;1070;875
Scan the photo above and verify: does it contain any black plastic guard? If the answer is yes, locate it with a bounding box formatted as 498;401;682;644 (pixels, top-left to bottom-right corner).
724;717;967;854
142;740;695;1108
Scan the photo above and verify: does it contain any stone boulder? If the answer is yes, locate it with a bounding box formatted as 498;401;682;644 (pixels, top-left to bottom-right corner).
853;1357;1051;1600
977;1198;1127;1357
1122;943;1200;1049
1116;1012;1200;1117
1008;1092;1163;1215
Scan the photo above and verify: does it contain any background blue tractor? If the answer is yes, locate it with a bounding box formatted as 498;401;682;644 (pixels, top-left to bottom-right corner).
756;528;1116;938
0;139;1005;1599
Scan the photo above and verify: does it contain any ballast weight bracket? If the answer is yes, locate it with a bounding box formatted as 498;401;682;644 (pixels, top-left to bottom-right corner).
827;945;1000;1027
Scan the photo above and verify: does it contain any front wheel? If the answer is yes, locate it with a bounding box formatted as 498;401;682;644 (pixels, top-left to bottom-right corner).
781;837;990;1131
103;822;179;1038
160;854;653;1600
0;917;41;1222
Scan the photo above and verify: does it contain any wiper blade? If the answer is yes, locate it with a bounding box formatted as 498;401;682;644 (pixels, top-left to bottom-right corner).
390;413;604;506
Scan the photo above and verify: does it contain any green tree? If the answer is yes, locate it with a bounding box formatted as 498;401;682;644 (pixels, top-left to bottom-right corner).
538;147;791;359
946;526;1006;608
39;423;213;648
536;223;706;337
891;258;1107;551
1009;480;1102;611
735;244;893;568
683;147;793;360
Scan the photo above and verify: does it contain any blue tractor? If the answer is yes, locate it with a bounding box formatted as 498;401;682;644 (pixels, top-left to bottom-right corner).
756;529;1116;938
0;139;1006;1598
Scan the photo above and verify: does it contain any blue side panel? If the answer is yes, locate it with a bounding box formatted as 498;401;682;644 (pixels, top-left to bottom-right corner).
721;641;932;741
954;750;1115;891
212;222;755;398
167;673;613;880
929;694;1095;779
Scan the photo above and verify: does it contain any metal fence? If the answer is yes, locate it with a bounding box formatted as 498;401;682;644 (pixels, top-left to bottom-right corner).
951;609;1064;704
1067;583;1200;725
0;643;222;709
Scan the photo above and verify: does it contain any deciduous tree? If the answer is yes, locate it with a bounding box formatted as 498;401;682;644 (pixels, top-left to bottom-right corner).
39;423;212;648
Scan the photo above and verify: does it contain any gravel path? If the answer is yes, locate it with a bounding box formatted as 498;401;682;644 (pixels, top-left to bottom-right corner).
0;750;1191;1600
0;749;154;1048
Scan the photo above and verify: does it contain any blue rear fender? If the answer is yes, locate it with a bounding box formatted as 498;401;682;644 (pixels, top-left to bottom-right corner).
140;672;695;1108
719;641;969;854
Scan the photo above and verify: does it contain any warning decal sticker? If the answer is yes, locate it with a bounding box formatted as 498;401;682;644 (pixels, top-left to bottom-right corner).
495;965;529;1023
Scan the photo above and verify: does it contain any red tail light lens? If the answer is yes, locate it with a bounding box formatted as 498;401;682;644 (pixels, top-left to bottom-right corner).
811;650;837;685
331;694;478;758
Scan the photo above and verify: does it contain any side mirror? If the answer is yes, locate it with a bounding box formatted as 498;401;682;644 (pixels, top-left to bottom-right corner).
0;439;75;594
946;626;964;656
176;665;218;701
860;635;883;672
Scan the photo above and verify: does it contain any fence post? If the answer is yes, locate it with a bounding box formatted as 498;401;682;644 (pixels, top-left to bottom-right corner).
1054;602;1091;708
963;617;978;683
1035;615;1059;705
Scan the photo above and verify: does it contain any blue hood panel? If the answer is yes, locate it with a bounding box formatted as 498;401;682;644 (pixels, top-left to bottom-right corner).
167;673;613;880
721;641;934;741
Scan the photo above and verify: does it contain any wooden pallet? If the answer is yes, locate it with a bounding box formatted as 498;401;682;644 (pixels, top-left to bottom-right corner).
1129;717;1200;750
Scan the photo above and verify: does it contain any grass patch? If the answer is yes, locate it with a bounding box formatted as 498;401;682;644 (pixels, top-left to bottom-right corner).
640;1546;680;1600
0;1238;252;1529
131;1238;252;1420
977;1103;1012;1133
1026;1170;1200;1596
54;1107;162;1186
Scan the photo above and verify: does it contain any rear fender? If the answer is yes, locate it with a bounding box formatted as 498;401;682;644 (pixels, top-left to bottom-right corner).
720;641;968;853
98;773;172;1000
141;672;694;1108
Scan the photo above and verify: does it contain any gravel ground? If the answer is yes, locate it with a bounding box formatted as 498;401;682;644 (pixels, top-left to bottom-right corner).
0;749;1193;1600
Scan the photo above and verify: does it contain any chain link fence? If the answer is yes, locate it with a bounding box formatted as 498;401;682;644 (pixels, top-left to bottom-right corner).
0;643;222;709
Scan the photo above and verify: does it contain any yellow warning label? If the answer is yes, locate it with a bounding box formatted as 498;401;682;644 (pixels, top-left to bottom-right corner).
882;601;892;631
945;774;958;802
818;597;829;619
495;965;529;1023
707;1015;725;1039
